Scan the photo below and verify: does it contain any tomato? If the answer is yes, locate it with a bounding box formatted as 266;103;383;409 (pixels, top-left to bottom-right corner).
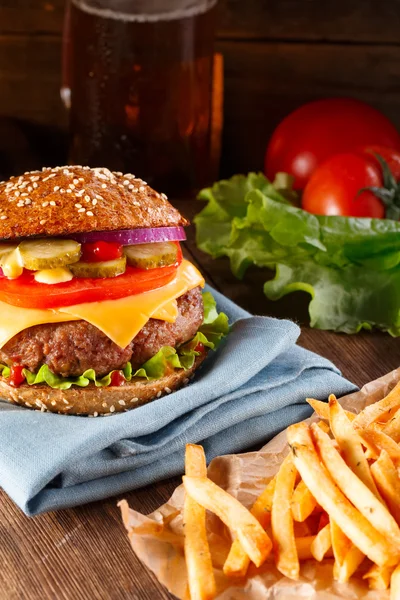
361;145;400;181
9;365;26;387
302;152;385;218
110;371;126;386
81;241;123;262
0;245;182;309
265;98;400;190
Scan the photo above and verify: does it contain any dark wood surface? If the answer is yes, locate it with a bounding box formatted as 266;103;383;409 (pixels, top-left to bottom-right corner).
2;198;400;599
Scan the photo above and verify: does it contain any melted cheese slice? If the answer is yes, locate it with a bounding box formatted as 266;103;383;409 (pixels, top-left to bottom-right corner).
0;260;204;350
58;260;203;347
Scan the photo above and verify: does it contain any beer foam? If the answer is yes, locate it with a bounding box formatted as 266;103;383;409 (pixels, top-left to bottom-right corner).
71;0;218;22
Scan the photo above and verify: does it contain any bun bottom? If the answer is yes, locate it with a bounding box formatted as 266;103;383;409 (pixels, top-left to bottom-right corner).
0;354;207;416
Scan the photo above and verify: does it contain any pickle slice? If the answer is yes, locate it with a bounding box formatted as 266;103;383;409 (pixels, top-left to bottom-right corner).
70;255;127;278
0;243;18;258
124;242;178;269
19;239;81;270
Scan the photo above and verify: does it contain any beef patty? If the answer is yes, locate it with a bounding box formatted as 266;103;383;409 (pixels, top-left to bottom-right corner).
0;287;204;377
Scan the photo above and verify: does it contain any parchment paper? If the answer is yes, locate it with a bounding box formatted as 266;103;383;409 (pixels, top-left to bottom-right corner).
120;367;400;600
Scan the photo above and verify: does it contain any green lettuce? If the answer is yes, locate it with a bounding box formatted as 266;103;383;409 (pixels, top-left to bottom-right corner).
0;292;229;389
194;173;400;335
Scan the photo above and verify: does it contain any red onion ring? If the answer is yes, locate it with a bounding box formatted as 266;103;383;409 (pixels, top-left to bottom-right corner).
70;226;186;245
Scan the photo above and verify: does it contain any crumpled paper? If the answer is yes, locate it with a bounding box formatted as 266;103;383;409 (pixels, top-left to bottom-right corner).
120;368;400;600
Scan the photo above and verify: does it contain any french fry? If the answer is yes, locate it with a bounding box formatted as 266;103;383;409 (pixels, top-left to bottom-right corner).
223;476;276;578
390;563;400;599
295;536;316;560
330;521;364;584
328;395;381;499
287;422;399;567
353;380;400;429
271;454;299;580
251;476;276;529
371;450;400;526
363;564;394;590
183;476;272;568
311;523;332;561
383;409;400;442
291;480;317;522
183;444;216;600
335;545;365;583
358;427;400;467
330;520;351;567
306;398;356;421
311;424;400;547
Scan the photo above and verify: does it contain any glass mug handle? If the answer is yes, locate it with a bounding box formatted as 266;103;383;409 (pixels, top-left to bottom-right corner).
60;0;72;110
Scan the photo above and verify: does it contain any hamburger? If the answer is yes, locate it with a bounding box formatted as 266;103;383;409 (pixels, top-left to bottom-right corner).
0;166;228;416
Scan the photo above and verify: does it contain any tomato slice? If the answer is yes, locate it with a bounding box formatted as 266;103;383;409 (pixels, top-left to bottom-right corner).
0;244;182;309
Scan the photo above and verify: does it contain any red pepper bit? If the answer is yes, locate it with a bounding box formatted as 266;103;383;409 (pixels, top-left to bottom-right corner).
194;342;205;353
110;370;125;387
9;365;26;387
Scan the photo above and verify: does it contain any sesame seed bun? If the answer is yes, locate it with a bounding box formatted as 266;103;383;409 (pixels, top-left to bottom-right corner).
0;166;188;240
0;354;206;416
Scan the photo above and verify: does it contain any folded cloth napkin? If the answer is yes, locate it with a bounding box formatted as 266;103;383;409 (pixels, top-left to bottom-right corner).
0;286;357;516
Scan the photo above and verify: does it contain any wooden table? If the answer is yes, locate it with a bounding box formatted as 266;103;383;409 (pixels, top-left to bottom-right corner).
1;199;400;600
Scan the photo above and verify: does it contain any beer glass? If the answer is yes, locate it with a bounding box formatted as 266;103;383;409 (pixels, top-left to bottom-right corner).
62;0;219;197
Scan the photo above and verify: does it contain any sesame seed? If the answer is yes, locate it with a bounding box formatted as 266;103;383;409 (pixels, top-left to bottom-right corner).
101;183;107;189
109;405;115;413
21;192;28;197
60;189;65;193
123;180;129;185
93;411;99;417
69;183;75;189
118;400;126;406
102;402;107;408
27;186;33;192
49;200;56;206
165;387;172;394
79;177;84;182
63;169;70;175
86;211;94;216
31;176;39;181
51;400;56;406
54;186;60;192
75;203;82;208
128;184;134;190
0;215;7;220
142;181;147;185
84;195;90;202
92;199;97;205
40;219;46;225
161;193;168;200
42;201;49;207
33;182;38;188
17;201;24;207
66;189;72;193
156;390;162;398
25;199;31;205
139;186;145;192
78;207;86;213
73;179;79;185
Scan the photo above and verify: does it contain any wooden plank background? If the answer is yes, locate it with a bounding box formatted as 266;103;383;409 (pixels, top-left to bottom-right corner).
1;0;400;175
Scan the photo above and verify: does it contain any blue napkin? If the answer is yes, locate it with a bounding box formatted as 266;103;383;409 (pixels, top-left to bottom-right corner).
0;286;357;515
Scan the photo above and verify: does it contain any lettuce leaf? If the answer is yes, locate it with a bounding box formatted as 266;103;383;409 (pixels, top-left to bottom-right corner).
194;172;400;335
0;292;229;389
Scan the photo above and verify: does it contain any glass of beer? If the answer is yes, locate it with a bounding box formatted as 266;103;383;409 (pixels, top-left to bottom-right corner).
62;0;219;197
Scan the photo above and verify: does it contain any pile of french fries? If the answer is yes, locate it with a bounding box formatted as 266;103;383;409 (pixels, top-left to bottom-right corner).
182;382;400;600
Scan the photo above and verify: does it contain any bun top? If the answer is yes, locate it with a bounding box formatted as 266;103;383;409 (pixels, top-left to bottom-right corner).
0;166;188;240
